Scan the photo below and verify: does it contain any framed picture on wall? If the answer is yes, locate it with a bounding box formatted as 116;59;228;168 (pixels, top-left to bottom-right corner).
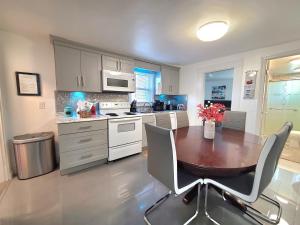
211;85;226;100
15;72;41;96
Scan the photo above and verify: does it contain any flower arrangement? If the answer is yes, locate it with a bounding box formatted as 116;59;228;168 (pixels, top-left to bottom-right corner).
197;103;226;123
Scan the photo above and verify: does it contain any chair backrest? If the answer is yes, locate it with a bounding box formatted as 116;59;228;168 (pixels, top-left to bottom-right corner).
145;123;178;192
222;111;246;131
176;111;189;128
251;122;293;200
155;112;172;129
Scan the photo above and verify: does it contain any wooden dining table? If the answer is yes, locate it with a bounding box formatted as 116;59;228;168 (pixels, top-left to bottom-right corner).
173;126;264;204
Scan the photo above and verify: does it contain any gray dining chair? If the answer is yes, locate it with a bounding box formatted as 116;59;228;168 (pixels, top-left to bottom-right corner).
176;111;189;128
144;123;203;225
155;112;172;129
222;111;246;131
203;122;293;225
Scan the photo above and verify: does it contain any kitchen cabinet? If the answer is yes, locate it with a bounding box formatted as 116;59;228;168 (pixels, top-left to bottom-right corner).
161;66;180;95
54;44;102;92
55;45;81;91
170;112;177;130
142;114;156;147
58;120;108;175
81;51;102;92
102;55;135;73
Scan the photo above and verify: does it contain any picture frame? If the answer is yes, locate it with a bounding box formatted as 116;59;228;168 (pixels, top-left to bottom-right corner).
15;72;41;96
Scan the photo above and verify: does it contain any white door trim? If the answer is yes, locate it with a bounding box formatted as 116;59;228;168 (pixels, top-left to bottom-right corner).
0;87;10;182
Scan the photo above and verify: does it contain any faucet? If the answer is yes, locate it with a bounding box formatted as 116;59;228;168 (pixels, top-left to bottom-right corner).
143;102;153;113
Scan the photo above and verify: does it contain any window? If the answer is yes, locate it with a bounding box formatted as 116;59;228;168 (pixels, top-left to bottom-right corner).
131;68;160;103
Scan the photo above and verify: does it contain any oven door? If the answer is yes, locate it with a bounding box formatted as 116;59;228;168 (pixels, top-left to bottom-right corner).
102;70;136;92
108;117;142;147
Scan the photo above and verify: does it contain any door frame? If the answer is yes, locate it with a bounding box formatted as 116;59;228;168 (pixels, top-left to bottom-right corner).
0;87;10;182
258;49;300;136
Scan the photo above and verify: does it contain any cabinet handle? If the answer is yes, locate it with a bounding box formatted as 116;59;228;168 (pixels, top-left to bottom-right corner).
81;75;84;87
76;76;80;87
80;154;93;160
78;126;92;130
119;61;121;71
116;61;118;71
78;138;92;143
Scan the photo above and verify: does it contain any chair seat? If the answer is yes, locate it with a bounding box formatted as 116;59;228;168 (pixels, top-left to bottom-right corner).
177;167;200;189
209;171;255;196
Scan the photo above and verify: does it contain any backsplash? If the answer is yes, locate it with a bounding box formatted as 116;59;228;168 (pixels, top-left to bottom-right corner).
55;91;129;112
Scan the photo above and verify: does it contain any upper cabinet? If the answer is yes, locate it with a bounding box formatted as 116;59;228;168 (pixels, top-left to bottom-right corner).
161;66;180;95
55;45;82;91
54;44;102;92
102;55;135;73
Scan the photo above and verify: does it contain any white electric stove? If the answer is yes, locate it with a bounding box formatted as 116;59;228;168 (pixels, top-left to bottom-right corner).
99;102;142;161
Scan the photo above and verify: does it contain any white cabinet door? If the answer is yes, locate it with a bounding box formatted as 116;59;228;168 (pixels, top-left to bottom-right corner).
102;55;119;71
81;51;102;92
120;59;135;73
161;66;180;94
54;45;81;91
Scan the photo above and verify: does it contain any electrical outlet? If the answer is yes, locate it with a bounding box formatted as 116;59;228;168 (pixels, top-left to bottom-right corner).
39;102;46;109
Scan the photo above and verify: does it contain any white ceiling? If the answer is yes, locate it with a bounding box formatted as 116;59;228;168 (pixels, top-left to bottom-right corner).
1;0;300;65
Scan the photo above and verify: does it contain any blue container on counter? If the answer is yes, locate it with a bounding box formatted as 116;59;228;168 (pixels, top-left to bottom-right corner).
64;106;73;117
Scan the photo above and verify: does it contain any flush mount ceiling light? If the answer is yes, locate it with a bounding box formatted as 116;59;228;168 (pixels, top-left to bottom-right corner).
197;21;229;42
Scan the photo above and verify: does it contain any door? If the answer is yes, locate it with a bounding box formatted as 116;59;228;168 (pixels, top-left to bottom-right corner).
102;55;119;72
81;51;102;92
262;55;300;163
102;70;136;92
0;91;7;183
161;67;171;94
120;59;135;73
108;117;142;147
54;45;81;91
161;66;179;94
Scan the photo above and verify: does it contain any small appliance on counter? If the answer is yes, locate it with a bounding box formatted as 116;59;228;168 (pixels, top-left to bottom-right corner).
130;100;137;112
64;106;73;117
153;100;165;111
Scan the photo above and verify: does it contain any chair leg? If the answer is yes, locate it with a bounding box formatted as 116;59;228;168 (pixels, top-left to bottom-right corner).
205;183;282;225
144;191;172;225
204;184;221;225
183;183;201;225
244;194;282;225
144;184;202;225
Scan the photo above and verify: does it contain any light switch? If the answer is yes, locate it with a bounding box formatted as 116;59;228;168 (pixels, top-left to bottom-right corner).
39;102;46;109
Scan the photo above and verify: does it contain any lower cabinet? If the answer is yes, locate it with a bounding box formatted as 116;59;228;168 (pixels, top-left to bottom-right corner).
58;120;108;174
142;114;156;147
170;112;177;130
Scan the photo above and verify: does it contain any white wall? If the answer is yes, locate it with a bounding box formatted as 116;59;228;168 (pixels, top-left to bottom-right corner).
0;30;57;177
180;40;300;135
204;79;233;101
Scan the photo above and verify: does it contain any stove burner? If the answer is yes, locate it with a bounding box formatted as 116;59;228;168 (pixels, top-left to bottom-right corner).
124;112;137;115
106;113;119;117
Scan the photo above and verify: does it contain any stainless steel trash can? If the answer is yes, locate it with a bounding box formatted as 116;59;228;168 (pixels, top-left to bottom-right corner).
13;132;56;179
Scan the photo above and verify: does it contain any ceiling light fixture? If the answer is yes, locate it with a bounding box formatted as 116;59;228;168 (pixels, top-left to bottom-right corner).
197;21;229;42
290;58;300;65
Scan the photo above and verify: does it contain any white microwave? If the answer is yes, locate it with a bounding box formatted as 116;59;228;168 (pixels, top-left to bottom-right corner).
102;70;136;93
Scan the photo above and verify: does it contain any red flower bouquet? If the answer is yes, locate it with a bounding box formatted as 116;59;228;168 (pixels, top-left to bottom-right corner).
197;103;225;123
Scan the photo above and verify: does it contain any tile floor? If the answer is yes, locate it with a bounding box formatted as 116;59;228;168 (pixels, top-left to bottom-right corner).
0;152;299;225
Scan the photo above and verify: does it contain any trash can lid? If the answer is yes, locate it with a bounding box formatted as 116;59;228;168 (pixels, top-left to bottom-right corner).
13;132;54;144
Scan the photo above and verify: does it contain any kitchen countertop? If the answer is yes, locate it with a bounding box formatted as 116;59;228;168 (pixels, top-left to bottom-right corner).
56;110;187;124
56;114;108;124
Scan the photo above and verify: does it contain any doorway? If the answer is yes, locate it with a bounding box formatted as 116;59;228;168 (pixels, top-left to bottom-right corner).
204;68;234;110
262;55;300;163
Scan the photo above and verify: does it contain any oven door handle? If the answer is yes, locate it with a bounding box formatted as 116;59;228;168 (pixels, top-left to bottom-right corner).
109;117;141;123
